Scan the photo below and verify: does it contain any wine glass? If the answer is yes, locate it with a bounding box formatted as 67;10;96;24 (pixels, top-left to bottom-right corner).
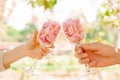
23;17;61;76
62;16;97;76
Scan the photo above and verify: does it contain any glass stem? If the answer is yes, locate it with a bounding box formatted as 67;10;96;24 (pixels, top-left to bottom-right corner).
29;58;38;70
85;63;90;72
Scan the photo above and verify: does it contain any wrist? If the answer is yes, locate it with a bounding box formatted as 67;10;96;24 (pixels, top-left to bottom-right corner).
13;44;29;57
23;42;33;57
3;52;9;68
21;43;30;57
115;47;120;64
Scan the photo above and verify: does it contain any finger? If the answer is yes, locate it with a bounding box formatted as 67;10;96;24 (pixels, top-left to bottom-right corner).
75;45;83;54
80;58;90;64
27;30;39;48
78;58;89;64
30;30;40;46
74;53;88;59
31;48;44;59
32;30;38;42
74;53;78;58
81;43;98;51
78;59;82;64
41;46;50;55
49;44;55;48
88;60;96;67
39;48;49;56
38;48;45;59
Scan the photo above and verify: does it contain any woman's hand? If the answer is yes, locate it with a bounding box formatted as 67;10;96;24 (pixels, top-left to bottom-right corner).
3;30;51;69
25;30;50;59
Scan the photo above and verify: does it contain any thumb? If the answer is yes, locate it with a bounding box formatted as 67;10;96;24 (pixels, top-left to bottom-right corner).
30;30;39;46
81;43;98;51
26;30;39;49
32;30;38;42
49;44;55;48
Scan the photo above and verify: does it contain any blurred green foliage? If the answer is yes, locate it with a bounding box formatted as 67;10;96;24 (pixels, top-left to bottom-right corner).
1;23;35;42
96;0;120;29
85;27;115;45
28;0;57;10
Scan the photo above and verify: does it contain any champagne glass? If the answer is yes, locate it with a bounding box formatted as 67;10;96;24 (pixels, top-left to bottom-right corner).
23;16;61;76
62;17;97;76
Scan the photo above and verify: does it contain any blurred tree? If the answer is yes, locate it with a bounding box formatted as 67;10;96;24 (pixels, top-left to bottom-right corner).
28;0;57;10
96;0;120;45
96;0;120;29
85;27;115;45
0;0;16;41
0;0;7;41
1;23;35;42
6;26;23;42
19;22;35;41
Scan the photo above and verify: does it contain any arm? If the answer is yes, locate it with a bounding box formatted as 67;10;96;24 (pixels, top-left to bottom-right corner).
74;42;120;67
1;31;50;71
0;52;6;71
3;44;29;69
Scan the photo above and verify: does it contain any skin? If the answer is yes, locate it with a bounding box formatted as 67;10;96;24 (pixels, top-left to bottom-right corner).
3;31;51;68
74;42;120;67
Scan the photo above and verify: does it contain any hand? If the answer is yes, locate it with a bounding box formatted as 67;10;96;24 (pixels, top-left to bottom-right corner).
74;42;120;67
25;30;50;59
3;30;51;69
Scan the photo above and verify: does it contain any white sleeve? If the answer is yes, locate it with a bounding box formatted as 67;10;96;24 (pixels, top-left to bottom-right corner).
0;52;6;71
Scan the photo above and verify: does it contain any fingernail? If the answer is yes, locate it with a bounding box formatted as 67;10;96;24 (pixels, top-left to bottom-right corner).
83;59;89;63
84;54;88;57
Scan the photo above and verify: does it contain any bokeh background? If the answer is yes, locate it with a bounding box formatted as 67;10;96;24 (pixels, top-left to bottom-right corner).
0;0;120;80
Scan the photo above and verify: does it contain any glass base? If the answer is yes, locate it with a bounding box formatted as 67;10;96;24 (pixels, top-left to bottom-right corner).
23;67;41;76
79;68;98;77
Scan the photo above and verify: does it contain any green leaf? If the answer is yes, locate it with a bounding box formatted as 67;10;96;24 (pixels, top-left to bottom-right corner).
28;0;57;9
101;3;107;8
105;10;111;16
48;0;57;8
29;0;35;7
44;0;57;9
111;9;117;15
36;0;44;7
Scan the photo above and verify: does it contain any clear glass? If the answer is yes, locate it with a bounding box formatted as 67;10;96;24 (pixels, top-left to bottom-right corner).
62;16;98;76
23;11;61;76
